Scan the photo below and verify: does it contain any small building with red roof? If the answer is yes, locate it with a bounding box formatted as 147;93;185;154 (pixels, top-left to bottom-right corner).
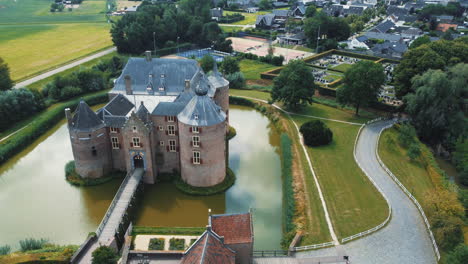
436;23;458;32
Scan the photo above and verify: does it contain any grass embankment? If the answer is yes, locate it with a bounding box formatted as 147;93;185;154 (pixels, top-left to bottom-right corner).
65;161;126;186
0;0;112;81
0;245;78;264
174;168;236;196
0;90;109;166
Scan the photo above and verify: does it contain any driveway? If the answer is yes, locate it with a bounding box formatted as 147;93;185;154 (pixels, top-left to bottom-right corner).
296;121;437;264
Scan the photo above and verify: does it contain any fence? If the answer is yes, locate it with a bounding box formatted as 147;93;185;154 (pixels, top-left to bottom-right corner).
341;117;393;243
375;125;441;260
292;241;335;251
253;250;288;257
70;235;97;264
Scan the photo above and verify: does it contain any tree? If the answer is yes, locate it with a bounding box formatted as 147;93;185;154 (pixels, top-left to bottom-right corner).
200;54;215;73
300;120;333;147
404;64;467;147
258;0;272;10
0;57;13;91
337;61;385;115
452;137;468;186
225;72;245;89
446;244;468;264
304;12;350;49
409;35;430;49
271;60;316;110
220;56;239;75
92;246;118;264
407;143;421;161
305;5;316;18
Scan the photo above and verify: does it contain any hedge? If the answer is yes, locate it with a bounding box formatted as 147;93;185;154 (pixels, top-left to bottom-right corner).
169;238;185;251
132;226;205;236
174;167;236;196
148;238;165;250
0;90;109;165
65;161;126;187
280;134;296;248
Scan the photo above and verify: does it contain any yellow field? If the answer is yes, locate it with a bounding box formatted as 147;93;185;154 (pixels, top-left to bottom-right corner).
0;23;112;81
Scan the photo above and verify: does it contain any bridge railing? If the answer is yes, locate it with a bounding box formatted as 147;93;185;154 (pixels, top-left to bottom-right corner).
70;234;97;264
292;241;335;251
96;169;134;237
253;250;288;257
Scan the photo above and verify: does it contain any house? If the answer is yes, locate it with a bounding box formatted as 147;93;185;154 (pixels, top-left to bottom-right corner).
386;5;409;19
255;13;276;29
291;2;307;17
210;8;223;21
371;20;396;34
371;41;407;59
323;4;343;16
272;9;290;19
349;35;370;49
435;15;454;23
364;32;403;42
180;212;254;264
278;32;307;45
272;1;289;8
343;6;365;16
401;27;423;39
66;53;230;186
436;23;458;32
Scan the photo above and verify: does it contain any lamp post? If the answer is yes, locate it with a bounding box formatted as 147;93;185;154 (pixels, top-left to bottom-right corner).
177;36;180;54
153;32;156;55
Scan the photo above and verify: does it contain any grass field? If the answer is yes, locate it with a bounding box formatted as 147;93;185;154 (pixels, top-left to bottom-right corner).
240;59;277;80
378;128;436;201
223;10;269;25
331;63;353;72
229;89;271;101
0;0;112;81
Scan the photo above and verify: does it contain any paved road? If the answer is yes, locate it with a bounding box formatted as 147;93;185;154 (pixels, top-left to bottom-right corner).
296;121;437;264
14;47;117;89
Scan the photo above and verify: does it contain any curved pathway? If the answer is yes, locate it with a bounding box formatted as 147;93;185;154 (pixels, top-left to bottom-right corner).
297;121;436;263
14;47;116;89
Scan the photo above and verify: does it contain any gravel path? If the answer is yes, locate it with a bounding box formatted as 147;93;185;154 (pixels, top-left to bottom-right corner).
14;47;116;89
296;121;437;264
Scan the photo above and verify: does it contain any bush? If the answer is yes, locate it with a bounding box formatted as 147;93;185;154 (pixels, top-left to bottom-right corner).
19;238;48;252
280;134;296;247
299;120;333;147
132;226;205;236
397;124;417;147
174;168;236;196
60;86;83;100
225;72;245;89
200;54;215;73
407;143;421;161
446;244;468;264
220;56;240;75
226;125;237;140
148;238;165;250
0;245;10;255
91;246;118;264
169;238;185;251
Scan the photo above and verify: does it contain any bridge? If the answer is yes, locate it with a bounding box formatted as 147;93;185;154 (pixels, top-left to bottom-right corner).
71;168;145;264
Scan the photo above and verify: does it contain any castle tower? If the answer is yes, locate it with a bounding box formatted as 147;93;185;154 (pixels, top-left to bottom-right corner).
66;100;112;178
177;82;227;187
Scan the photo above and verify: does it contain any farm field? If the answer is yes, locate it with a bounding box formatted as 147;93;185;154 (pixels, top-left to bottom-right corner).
0;0;112;81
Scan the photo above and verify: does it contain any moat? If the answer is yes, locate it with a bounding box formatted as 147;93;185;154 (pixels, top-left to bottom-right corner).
0;105;282;250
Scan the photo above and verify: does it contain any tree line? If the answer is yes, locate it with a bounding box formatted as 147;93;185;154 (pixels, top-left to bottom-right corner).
110;0;232;54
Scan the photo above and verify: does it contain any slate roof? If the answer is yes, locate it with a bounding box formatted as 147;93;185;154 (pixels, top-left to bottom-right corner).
207;62;229;89
177;83;226;127
180;229;236;264
136;102;150;123
71;100;105;132
364;32;402;42
356;35;369;42
292;5;306;16
273;9;290;17
112;58;200;95
104;116;127;128
256;14;276;26
210;8;223;18
373;20;396;33
104;94;134;116
402;27;422;36
272;1;288;8
386;6;408;18
210;213;253;245
324;5;343;16
343;6;364;16
372;41;407;57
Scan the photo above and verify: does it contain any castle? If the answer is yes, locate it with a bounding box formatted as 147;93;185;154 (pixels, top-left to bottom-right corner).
65;52;229;187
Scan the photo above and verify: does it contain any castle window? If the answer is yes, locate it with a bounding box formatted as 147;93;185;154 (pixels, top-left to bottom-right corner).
133;126;137;133
194;114;199;120
159;141;164;146
192;126;199;134
132;137;141;148
91;146;97;157
167;116;175;122
169;140;176;152
192;136;200;148
110;127;118;133
158;125;164;131
111;137;120;149
192;151;200;164
167;125;175;136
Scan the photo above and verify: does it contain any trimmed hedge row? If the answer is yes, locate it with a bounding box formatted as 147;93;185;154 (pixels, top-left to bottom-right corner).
132;226;205;236
280;134;296;248
0;90;109;165
174;167;236;196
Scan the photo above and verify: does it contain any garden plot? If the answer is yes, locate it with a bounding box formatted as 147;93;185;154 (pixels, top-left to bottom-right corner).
311;54;364;72
134;235;200;251
310;67;343;86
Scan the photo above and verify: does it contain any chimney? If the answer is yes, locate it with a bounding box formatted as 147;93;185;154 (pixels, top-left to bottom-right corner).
185;79;190;91
145;51;152;62
65;108;72;127
124;75;132;95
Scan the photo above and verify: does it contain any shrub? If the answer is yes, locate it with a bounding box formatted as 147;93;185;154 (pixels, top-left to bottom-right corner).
397;124;417;147
92;246;118;264
446;244;468;264
19;238;48;251
407;143;421;161
225;72;245;89
200;54;215;73
299;120;333;147
132;226;205;236
60;86;82;100
226;125;237;140
281;134;295;234
0;245;10;255
169;238;185;251
148;238;165;250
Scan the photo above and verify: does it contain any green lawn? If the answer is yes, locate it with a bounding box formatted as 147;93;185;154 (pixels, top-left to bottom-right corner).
229;89;271;101
292;116;388;239
331;63;353;72
240;59;278;80
0;0;112;81
220;25;241;33
223;10;269;25
378;128;435;201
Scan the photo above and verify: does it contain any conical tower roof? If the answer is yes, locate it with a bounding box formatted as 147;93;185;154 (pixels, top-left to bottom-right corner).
208;62;229;88
71;100;105;132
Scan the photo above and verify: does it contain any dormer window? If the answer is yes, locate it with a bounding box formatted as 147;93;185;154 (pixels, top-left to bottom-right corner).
160;74;165;78
159;87;165;91
194;114;199;120
167;116;175;122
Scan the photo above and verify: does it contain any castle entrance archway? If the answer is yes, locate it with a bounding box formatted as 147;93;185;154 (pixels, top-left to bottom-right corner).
133;154;144;169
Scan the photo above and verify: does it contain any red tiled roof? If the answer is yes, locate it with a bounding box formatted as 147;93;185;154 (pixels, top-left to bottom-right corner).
180;230;236;264
436;23;457;32
210;213;253;244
